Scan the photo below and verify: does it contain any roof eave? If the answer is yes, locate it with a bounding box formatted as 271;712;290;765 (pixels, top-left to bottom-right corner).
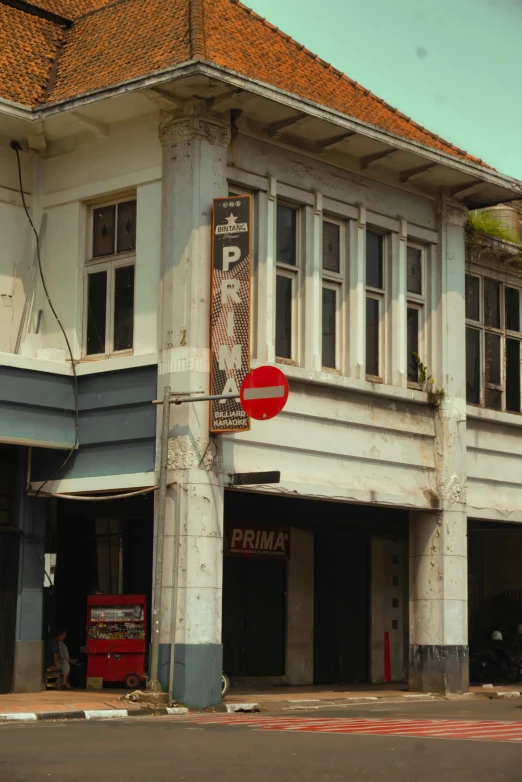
5;59;522;204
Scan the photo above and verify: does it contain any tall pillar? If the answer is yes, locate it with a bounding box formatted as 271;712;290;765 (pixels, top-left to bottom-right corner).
13;447;46;693
286;527;314;685
156;103;230;707
409;201;468;694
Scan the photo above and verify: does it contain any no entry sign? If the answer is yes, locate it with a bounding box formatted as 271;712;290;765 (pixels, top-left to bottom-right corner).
240;366;289;421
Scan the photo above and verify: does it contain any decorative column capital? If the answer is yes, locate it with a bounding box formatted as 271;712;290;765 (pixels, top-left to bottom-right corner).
438;200;467;227
159;113;231;148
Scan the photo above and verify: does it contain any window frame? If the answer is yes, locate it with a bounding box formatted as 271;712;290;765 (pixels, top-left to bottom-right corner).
406;241;426;387
465;268;522;413
83;195;137;360
321;216;345;372
275;201;301;364
365;228;387;381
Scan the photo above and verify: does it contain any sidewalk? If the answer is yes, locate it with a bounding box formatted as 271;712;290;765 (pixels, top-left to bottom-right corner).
1;682;520;721
0;689;140;715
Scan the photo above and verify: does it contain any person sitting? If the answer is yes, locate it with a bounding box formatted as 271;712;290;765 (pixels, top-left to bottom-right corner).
45;629;77;689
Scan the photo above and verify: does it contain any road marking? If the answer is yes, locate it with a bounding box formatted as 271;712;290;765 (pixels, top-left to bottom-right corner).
183;714;522;743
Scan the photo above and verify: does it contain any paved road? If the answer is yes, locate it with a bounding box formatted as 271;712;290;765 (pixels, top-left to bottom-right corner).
1;700;522;782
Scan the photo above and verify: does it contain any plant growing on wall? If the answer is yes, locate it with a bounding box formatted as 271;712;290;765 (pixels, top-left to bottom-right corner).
412;353;445;405
466;210;522;263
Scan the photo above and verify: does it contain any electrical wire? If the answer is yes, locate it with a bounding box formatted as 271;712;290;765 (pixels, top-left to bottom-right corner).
12;140;80;593
12;141;80;491
53;485;161;501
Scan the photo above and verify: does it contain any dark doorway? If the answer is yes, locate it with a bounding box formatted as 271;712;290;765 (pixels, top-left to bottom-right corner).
223;556;286;677
314;529;369;684
0;529;20;693
47;496;154;684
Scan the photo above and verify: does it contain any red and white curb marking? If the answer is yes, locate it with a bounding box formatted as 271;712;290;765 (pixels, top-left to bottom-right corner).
0;707;188;724
184;714;522;743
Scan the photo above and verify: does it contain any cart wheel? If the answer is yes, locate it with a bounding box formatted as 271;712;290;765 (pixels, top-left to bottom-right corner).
125;673;141;690
221;672;230;698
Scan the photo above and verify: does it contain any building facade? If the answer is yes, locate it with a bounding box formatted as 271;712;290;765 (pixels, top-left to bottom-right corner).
1;0;522;706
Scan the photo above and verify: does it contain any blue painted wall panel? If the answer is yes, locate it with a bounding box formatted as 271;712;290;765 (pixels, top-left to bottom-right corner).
0;364;157;481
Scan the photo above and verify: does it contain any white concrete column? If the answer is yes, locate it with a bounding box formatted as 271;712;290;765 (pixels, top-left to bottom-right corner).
304;193;322;371
286;527;314;684
349;205;365;379
156;102;229;707
390;218;407;388
409;200;468;694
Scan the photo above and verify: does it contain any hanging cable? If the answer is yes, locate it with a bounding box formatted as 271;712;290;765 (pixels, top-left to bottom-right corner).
11;139;80;593
11;140;79;493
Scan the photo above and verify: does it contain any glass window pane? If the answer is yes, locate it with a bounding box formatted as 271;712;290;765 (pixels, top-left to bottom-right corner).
323;221;340;273
506;338;521;413
407;246;422;295
322;287;336;368
276;205;297;266
466;328;480;404
486;388;502;411
93;205;115;257
407;308;419;382
117;200;137;253
484;278;500;328
113;265;135;352
276;275;292;358
465;275;480;321
485;332;501;385
505;287;520;332
366;297;380;376
86;271;107;355
366;231;383;289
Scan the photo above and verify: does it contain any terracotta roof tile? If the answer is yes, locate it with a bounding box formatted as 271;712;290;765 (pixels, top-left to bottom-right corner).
49;0;191;103
0;4;65;105
21;0;114;19
0;0;485;166
203;0;483;164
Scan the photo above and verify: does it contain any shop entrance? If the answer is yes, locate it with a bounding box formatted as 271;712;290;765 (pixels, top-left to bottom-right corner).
314;529;369;684
468;519;522;652
45;495;154;688
223;555;286;677
223;491;408;687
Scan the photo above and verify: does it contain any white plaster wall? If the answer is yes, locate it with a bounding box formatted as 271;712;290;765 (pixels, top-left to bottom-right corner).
0;149;34;353
229;135;437;230
43;113;161;199
222;382;436;509
371;537;407;683
5;115;163;360
467;416;522;523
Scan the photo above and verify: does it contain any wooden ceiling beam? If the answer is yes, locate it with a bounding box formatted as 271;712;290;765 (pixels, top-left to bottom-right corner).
399;162;438;183
267;112;308;137
359;148;397;169
315;131;356;153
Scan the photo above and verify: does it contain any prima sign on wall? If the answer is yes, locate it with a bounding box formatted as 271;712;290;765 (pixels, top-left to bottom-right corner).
210;195;252;433
225;526;290;558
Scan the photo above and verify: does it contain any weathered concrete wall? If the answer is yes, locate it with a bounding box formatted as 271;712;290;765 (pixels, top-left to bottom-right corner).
371;537;407;683
467;416;522;523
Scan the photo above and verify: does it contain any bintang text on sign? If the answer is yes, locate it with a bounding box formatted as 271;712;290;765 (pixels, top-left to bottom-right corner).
210;195;252;433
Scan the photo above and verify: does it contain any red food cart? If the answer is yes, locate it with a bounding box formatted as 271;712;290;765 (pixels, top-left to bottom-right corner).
86;594;147;689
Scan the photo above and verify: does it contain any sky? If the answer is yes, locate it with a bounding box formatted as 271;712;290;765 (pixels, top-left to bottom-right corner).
246;0;522;180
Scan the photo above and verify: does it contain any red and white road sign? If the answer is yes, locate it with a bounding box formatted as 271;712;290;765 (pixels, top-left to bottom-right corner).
240;366;289;421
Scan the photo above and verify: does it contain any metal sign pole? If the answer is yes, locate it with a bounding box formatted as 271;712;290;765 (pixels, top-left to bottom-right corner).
152;385;283;702
148;384;170;691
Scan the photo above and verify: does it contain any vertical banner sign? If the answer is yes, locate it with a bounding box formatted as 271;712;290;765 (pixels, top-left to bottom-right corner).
210;194;252;433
